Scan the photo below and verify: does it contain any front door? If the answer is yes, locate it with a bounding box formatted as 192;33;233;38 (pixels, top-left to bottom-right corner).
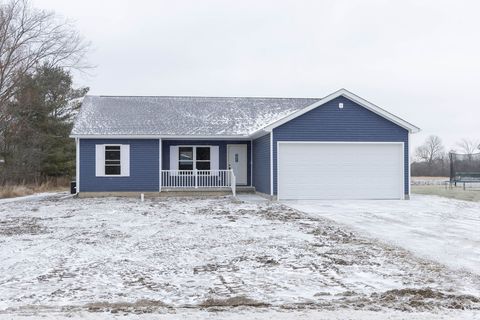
227;144;248;185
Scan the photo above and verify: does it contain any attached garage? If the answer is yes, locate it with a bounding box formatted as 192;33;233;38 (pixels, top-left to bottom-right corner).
277;142;404;200
252;89;420;200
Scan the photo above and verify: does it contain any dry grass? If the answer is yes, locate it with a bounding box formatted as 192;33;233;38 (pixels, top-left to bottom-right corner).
0;178;69;199
412;185;480;202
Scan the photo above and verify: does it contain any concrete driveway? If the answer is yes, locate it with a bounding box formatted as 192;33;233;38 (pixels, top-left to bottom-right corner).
284;195;480;275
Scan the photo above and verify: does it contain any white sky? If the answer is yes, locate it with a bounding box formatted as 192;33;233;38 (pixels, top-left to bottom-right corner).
34;0;480;150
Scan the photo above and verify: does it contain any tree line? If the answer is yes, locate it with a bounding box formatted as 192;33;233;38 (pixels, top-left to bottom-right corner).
412;136;480;177
0;0;89;184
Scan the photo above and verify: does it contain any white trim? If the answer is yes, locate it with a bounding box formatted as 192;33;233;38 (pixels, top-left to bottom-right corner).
402;141;406;200
210;146;220;172
170;146;179;170
276;141;405;200
270;132;273;196
250;130;270;140
159;138;162;192
120;144;130;176
70;134;250;140
277;141;405;145
261;89;420;134
75;138;80;193
408;132;411;198
250;139;253;187
95;144;105;176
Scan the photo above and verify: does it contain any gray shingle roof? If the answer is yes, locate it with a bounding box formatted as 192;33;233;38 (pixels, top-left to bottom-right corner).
71;95;320;136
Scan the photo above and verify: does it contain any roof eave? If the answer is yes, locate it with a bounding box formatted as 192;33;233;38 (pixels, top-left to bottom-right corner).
69;134;253;140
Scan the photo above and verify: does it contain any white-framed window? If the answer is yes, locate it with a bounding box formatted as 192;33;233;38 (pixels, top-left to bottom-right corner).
179;146;211;170
95;144;130;177
170;145;219;171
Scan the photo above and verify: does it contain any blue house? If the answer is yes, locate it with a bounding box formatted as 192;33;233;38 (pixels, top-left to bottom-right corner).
71;89;419;200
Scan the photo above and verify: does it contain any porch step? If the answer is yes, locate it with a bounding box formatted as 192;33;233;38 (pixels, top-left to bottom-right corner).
236;186;256;193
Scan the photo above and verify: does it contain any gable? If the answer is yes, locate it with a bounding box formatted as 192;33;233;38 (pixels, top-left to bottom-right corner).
274;95;409;139
261;89;419;134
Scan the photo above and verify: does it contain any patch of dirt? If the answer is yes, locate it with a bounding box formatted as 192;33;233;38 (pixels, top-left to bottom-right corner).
199;295;269;308
371;288;480;311
193;263;239;274
255;255;280;266
85;299;170;313
0;217;48;236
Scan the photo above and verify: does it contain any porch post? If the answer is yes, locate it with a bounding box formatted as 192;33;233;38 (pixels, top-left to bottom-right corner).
159;138;162;192
75;138;80;193
194;169;198;188
231;170;236;196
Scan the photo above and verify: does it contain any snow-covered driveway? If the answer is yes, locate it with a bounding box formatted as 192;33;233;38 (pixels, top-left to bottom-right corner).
284;195;480;275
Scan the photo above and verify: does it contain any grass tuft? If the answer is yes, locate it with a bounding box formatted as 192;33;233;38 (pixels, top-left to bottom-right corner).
0;177;69;199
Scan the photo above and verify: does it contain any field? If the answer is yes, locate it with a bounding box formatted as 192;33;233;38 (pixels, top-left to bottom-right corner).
0;194;479;319
411;177;480;202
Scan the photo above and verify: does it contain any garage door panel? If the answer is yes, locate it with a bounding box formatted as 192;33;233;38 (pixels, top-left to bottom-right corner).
278;143;403;200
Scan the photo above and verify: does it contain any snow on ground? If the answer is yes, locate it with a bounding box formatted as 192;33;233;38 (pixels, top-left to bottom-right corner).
284;195;480;275
411;177;449;185
0;196;479;318
0;309;479;320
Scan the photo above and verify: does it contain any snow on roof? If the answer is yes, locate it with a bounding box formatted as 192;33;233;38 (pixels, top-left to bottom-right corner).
71;95;319;136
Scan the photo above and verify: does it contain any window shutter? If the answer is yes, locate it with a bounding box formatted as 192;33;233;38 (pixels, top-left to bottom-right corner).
170;146;179;170
95;144;105;176
121;144;130;176
210;146;219;175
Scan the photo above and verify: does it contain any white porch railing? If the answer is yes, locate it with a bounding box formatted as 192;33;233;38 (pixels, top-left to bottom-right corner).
160;170;236;196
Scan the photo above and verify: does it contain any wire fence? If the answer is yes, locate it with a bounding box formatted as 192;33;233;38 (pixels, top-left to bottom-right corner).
449;152;480;184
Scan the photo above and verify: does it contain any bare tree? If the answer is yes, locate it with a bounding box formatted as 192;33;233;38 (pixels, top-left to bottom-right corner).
415;135;445;163
0;0;89;116
455;138;480;155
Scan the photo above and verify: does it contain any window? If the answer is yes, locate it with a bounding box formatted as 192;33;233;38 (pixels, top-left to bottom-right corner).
196;147;211;170
95;144;130;177
178;146;211;170
105;146;121;175
179;147;193;170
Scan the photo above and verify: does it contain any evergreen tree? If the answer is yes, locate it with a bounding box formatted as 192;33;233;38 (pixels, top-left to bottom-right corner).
0;65;88;183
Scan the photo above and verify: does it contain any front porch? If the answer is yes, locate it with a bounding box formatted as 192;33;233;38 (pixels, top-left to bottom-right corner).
160;169;238;195
160;140;252;196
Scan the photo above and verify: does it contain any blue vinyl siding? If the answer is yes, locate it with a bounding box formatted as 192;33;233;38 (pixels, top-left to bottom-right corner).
79;139;159;192
252;133;271;194
162;140;251;186
272;96;409;195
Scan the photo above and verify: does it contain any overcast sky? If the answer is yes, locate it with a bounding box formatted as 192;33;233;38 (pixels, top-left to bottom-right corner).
34;0;480;150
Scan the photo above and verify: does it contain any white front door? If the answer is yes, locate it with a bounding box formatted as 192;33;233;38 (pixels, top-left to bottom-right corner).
227;144;248;185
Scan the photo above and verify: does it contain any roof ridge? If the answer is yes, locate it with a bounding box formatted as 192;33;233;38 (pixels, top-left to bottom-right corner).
90;95;320;100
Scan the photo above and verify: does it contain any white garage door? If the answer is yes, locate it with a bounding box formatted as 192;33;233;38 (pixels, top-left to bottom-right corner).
278;142;404;200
